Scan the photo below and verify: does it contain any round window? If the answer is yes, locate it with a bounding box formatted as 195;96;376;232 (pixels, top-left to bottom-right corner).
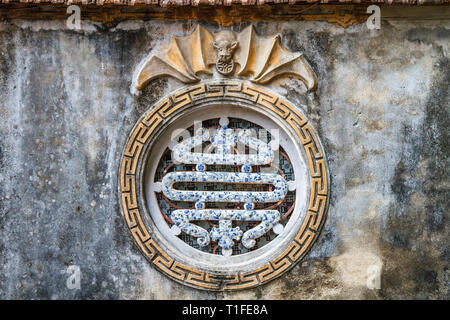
120;80;329;290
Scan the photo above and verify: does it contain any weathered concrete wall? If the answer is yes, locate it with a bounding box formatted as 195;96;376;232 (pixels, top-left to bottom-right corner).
0;17;448;299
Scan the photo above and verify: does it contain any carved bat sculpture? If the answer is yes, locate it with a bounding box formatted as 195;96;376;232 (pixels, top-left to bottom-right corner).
135;25;317;91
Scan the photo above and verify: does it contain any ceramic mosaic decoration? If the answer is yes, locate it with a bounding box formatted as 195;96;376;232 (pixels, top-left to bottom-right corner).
161;124;290;256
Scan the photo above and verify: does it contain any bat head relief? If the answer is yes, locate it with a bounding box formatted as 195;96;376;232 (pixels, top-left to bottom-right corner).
212;30;238;75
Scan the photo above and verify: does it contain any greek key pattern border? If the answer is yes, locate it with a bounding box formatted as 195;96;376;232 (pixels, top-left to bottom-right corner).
120;80;329;291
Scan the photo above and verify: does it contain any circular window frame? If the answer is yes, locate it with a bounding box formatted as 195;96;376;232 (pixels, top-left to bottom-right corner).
119;80;329;291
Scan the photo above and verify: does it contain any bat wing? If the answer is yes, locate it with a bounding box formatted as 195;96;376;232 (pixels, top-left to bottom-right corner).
235;25;317;91
136;26;214;90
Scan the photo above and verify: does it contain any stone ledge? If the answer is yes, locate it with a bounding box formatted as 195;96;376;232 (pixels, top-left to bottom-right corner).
0;0;448;6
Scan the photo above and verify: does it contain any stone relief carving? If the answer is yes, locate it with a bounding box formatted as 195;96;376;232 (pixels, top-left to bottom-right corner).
213;30;238;75
135;25;317;91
